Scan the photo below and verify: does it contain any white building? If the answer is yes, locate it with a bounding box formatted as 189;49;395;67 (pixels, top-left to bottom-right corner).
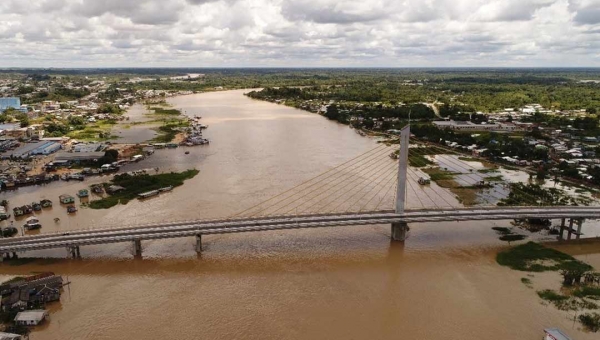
0;332;22;340
543;328;571;340
14;310;48;326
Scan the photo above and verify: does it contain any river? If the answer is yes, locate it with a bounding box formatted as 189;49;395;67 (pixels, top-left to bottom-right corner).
0;90;598;339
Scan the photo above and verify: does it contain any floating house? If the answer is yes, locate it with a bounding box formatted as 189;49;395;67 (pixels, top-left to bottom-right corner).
544;328;572;340
14;310;49;326
59;194;75;204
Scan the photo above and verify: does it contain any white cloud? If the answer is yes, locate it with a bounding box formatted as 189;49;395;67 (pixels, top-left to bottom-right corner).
0;0;598;67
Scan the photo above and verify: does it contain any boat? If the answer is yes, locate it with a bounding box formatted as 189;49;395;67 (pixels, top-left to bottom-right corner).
2;227;18;237
158;186;173;193
31;202;42;211
21;205;33;215
418;177;431;185
138;190;159;199
66;206;77;214
13;206;24;217
59;194;75;204
77;189;89;198
185;151;190;155
23;216;42;230
40;199;53;208
0;206;10;221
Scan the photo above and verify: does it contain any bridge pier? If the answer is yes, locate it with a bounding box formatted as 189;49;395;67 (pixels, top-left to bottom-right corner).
559;218;566;240
576;219;583;240
195;234;202;253
67;246;81;259
391;222;409;242
133;239;142;257
567;219;574;240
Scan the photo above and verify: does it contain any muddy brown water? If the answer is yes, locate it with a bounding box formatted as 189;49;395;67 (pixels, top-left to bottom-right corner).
0;90;598;339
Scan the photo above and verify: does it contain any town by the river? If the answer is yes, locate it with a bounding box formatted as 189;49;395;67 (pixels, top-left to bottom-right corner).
0;90;598;339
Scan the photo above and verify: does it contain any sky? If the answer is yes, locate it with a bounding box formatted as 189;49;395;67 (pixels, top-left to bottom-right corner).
1;0;600;67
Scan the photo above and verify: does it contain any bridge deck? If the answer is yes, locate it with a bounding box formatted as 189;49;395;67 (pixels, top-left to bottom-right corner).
0;207;598;254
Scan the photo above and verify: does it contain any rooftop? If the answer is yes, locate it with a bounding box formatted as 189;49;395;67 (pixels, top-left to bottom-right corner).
544;328;572;340
14;310;48;322
55;151;105;161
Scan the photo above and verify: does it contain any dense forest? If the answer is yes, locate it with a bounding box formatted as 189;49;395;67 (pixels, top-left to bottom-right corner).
4;68;600;111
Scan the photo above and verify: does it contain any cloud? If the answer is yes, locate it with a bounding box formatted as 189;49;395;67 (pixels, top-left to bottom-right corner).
0;0;598;67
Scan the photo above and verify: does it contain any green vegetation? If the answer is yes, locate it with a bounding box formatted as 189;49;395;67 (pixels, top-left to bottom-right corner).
484;175;504;182
458;157;481;162
423;167;456;182
499;234;527;242
536;290;598;311
67;120;117;141
496;242;593;272
478;168;500;174
574;286;600;299
579;313;600;332
150;107;182;115
492;227;511;234
498;183;590;206
21;86;90;104
408;154;433;167
152;119;189;143
492;226;527;243
537;289;569;303
89;170;199;209
521;277;532;285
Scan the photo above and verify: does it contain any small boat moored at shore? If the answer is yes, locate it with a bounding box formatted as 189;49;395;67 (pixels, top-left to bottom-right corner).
0;207;10;221
158;186;173;193
91;184;104;194
24;216;42;230
59;194;75;204
32;202;42;211
138;190;159;199
418;177;431;185
40;199;53;208
13;205;33;217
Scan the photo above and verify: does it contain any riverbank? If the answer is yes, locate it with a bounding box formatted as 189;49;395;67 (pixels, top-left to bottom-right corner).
89;169;199;209
0;89;598;340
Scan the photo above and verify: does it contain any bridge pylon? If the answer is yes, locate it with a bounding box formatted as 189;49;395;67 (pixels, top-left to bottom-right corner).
392;125;410;241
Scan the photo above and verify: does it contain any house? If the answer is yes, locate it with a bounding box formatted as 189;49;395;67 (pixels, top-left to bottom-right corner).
1;274;63;311
55;151;105;164
59;194;75;204
543;328;572;340
14;310;48;326
0;332;23;340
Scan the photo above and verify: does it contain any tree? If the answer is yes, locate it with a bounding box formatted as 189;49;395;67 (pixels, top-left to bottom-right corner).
324;104;339;120
15;112;29;127
100;149;119;164
68;116;86;126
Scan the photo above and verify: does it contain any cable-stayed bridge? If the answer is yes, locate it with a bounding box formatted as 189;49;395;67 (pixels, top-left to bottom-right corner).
1;126;599;258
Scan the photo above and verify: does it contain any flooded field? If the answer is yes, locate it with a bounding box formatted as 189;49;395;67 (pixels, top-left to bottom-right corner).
0;90;598;339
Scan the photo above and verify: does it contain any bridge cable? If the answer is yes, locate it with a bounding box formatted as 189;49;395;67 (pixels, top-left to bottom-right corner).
254;146;394;217
327;159;400;213
286;151;397;215
232;144;390;217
